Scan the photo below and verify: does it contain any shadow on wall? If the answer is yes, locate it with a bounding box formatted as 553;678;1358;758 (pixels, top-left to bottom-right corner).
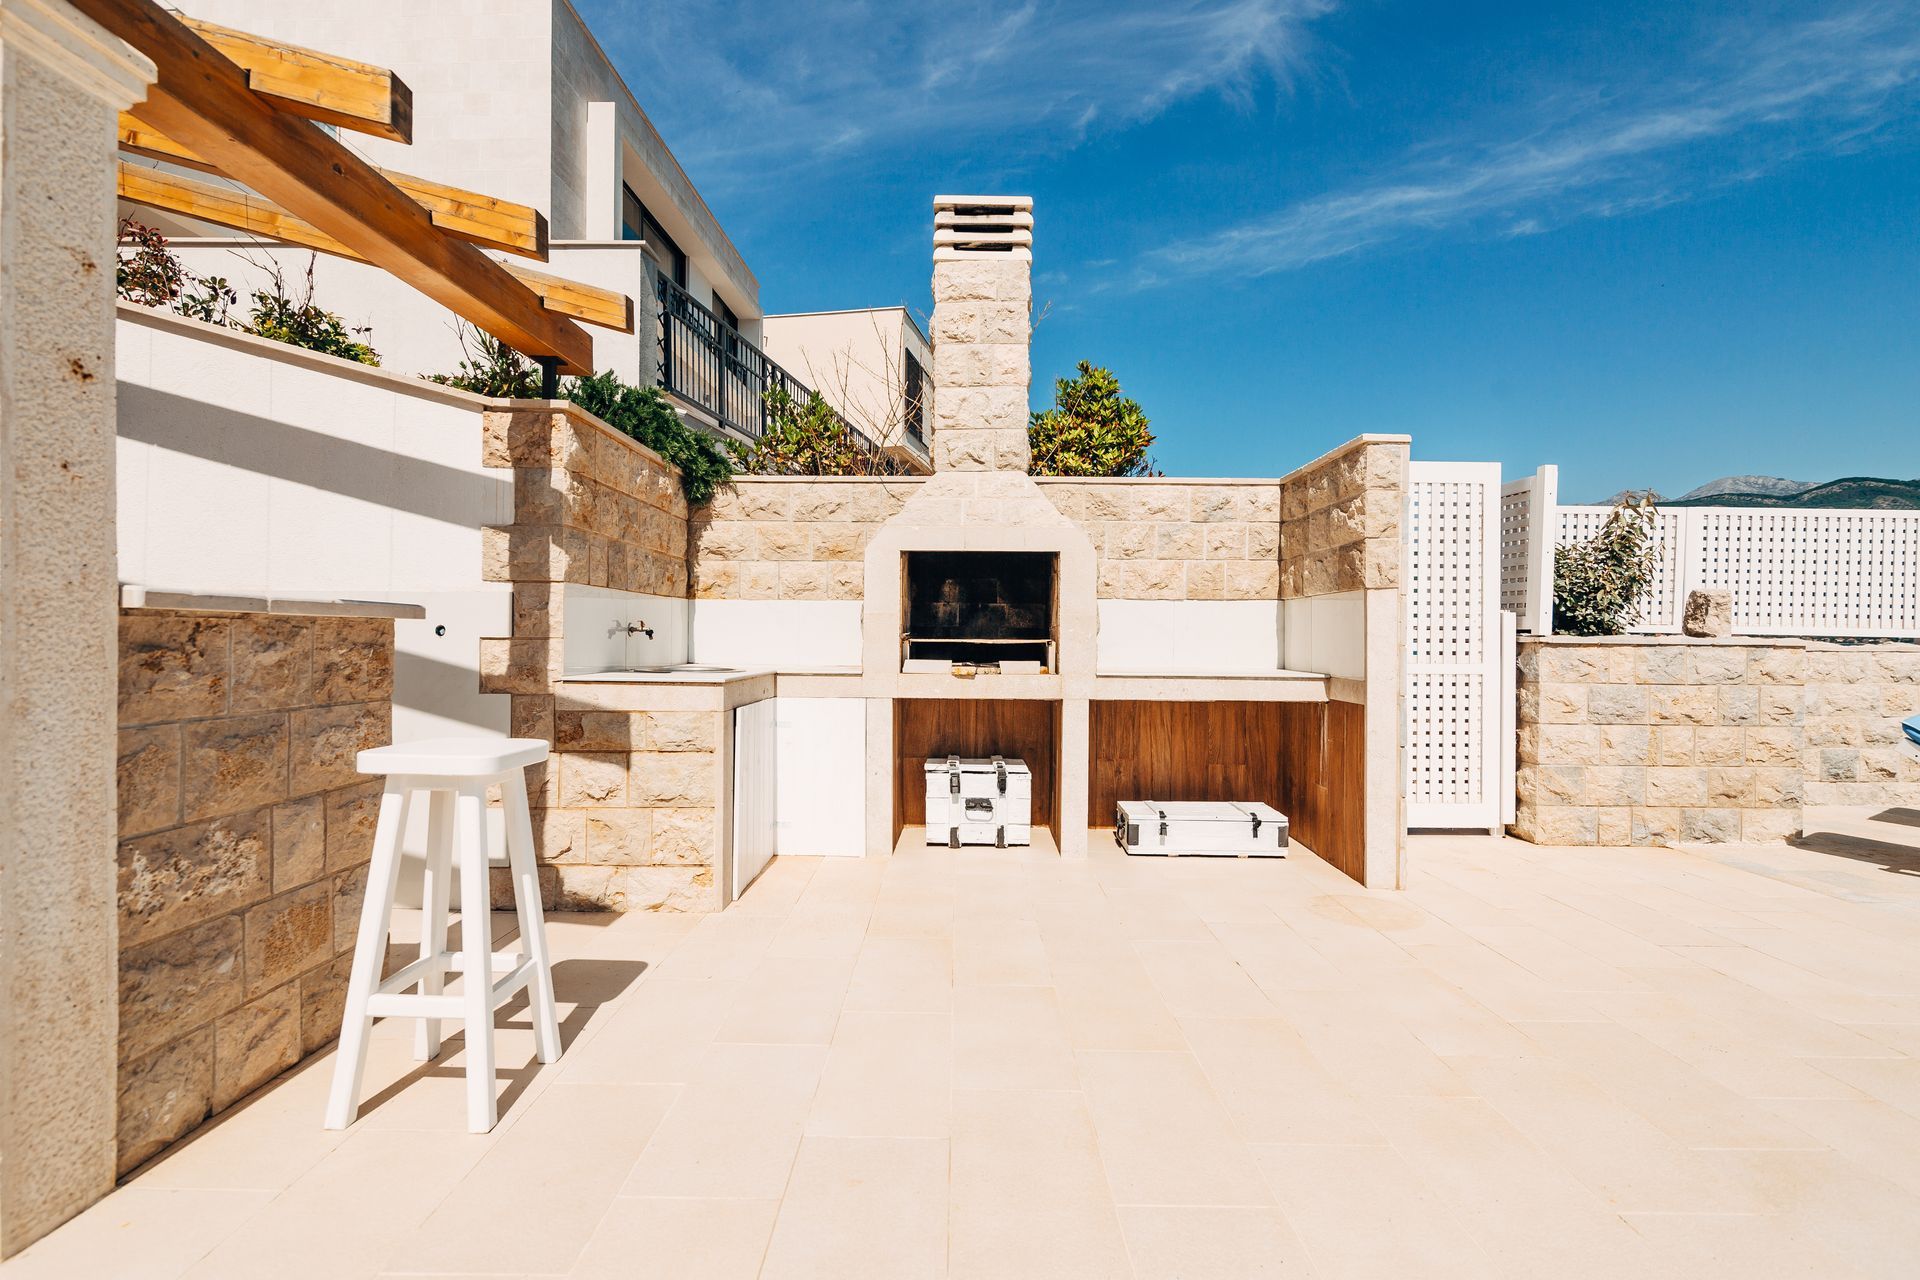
118;385;511;526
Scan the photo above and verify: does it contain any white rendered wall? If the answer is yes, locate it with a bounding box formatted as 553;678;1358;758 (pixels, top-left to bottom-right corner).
1281;592;1366;681
563;586;690;672
763;308;927;442
1097;600;1284;673
691;600;863;670
114;306;510;739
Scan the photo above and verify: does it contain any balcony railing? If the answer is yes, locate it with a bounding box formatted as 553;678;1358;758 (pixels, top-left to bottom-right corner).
655;272;887;456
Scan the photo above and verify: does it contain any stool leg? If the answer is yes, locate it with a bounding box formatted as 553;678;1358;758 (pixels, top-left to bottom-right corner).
502;771;562;1064
414;788;455;1062
455;783;498;1133
325;779;412;1129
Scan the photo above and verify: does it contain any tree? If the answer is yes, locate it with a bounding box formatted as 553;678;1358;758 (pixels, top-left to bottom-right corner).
1553;492;1659;635
1028;361;1158;477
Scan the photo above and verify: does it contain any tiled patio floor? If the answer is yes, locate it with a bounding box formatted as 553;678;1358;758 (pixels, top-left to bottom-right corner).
13;806;1920;1279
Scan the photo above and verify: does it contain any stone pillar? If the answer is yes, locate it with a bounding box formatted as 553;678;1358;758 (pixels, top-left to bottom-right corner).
0;0;153;1255
929;196;1032;474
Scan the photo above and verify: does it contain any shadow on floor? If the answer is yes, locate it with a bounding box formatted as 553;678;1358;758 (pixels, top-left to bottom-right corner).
1790;829;1920;876
1870;806;1920;829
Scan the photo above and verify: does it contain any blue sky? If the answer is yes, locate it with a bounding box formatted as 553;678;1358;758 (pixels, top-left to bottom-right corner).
583;0;1920;498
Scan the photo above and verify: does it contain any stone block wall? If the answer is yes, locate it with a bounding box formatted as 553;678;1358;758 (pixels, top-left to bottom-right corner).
518;699;728;912
689;477;916;601
1279;436;1405;599
1802;641;1920;805
1514;637;1808;846
114;609;393;1174
480;403;726;911
1038;480;1282;600
930;253;1031;473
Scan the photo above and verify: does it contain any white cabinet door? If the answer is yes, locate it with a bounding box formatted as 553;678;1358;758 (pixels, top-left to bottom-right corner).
773;698;865;856
732;700;777;896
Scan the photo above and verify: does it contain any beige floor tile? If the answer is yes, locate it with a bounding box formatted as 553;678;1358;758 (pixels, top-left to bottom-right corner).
1118;1205;1315;1279
1052;958;1186;1051
948;1089;1131;1279
766;906;872;960
183;1129;495;1279
1077;1049;1269;1206
1446;1053;1774;1213
1178;1016;1384;1146
1252;1143;1494;1280
386;1081;678;1275
2;1187;274;1280
131;1057;351;1190
1758;1095;1920;1197
714;955;853;1046
1804;1055;1920;1120
844;935;955;1013
621;1042;826;1199
806;1009;951;1138
1618;1212;1868;1280
569;1196;779;1279
952;984;1078;1092
953;916;1051;985
1132;938;1277;1017
1260;986;1472;1098
556;976;743;1084
729;854;822;916
758;1136;948;1280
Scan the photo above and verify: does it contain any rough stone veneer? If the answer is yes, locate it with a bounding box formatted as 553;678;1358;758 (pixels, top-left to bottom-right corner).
1801;641;1920;805
1514;637;1808;846
480;403;721;910
114;609;393;1174
1279;438;1404;597
689;477;917;600
1037;479;1282;600
930;254;1031;472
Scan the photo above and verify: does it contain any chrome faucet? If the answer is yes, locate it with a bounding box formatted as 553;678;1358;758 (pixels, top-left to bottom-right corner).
623;620;654;640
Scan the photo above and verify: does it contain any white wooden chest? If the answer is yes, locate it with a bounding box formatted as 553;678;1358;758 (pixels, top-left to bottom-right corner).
1115;801;1288;857
925;756;1032;847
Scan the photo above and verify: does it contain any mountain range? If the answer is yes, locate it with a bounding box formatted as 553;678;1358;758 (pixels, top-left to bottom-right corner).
1595;476;1920;510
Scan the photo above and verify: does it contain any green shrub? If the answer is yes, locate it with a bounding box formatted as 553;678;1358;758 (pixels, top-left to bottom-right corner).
1553;493;1659;635
731;386;897;476
424;322;544;397
1028;360;1159;477
116;218;185;308
244;261;379;366
563;371;732;505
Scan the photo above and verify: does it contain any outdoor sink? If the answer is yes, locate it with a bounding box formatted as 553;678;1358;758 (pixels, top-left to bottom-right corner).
599;663;741;675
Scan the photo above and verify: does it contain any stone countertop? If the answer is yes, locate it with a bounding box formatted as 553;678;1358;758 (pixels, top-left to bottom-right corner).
557;666;775;686
118;585;426;620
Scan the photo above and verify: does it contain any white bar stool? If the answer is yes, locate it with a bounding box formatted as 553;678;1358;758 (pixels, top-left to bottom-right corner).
325;736;562;1133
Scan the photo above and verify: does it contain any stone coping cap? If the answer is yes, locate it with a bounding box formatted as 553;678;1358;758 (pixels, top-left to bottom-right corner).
1277;434;1413;485
1032;476;1284;488
119;585;425;620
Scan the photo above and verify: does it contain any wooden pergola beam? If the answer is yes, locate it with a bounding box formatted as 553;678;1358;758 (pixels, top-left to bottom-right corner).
117;163;634;333
77;0;594;372
118;114;550;259
179;16;412;143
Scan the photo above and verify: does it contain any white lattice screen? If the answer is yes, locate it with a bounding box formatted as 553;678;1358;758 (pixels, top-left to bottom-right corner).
1499;465;1557;633
1553;507;1920;637
1408;462;1505;829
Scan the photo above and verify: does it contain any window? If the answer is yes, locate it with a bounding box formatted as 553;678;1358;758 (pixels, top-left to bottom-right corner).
622;184;687;288
712;295;739;333
903;349;925;439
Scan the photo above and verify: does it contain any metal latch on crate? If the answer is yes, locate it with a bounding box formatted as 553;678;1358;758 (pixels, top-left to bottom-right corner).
992;755;1007;795
946;755;961;794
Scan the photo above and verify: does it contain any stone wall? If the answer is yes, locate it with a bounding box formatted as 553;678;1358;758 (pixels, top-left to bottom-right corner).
1803;641;1920;805
1038;480;1282;600
480;403;728;910
1514;637;1808;846
689;477;916;601
522;693;731;912
114;609;393;1174
1279;436;1405;599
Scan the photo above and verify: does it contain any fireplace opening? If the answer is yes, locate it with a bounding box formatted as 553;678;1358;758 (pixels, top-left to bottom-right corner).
903;551;1057;671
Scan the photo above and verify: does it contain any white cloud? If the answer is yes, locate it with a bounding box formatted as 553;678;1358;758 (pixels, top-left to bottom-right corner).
586;0;1334;187
1140;5;1920;283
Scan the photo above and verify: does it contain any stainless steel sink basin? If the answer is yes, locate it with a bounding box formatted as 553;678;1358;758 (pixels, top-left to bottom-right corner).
600;664;742;675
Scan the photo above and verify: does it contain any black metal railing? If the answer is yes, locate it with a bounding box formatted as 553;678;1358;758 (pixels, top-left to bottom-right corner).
655;271;886;454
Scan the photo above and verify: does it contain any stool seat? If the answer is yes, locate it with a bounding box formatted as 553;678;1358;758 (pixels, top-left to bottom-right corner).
326;738;560;1134
356;736;549;777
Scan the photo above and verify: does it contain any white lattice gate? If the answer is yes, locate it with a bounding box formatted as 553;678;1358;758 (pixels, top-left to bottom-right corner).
1407;462;1509;830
